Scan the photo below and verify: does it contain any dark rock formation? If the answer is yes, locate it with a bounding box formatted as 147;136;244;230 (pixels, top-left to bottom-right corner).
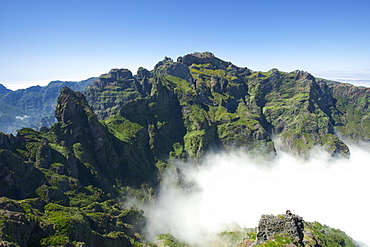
180;51;232;70
85;69;145;119
54;87;158;187
136;67;153;96
256;210;304;246
155;56;194;85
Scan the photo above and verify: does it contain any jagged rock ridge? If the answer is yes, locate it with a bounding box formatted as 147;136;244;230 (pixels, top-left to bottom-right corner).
83;52;369;159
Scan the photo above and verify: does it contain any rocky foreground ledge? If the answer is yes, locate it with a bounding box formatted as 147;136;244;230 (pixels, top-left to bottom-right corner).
255;210;304;246
237;210;360;247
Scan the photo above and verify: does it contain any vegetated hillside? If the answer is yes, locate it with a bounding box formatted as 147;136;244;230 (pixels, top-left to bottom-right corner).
86;52;365;159
0;88;359;247
0;52;367;246
0;87;157;246
0;78;96;134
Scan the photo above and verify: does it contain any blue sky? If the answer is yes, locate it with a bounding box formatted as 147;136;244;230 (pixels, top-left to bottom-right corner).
1;0;370;90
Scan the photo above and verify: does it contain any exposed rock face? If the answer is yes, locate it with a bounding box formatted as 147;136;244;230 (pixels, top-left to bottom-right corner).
54;87;158;186
85;68;147;119
256;210;304;246
180;51;232;70
155;56;194;85
54;87;121;177
136;67;153;95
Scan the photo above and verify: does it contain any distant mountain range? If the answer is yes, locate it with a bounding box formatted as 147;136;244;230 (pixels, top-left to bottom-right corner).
1;52;368;157
0;78;96;134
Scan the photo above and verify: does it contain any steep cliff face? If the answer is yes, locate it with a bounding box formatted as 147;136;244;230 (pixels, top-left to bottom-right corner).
85;68;150;119
54;87;119;177
330;83;370;141
260;70;349;156
53;87;158;186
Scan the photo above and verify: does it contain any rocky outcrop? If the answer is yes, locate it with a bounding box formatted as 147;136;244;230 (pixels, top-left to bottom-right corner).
85;68;146;119
54;87;121;177
54;87;158;187
154;57;194;85
180;51;232;70
136;67;153;96
255;210;304;246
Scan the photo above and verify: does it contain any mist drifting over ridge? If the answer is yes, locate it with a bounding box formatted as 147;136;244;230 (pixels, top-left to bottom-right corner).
142;141;370;246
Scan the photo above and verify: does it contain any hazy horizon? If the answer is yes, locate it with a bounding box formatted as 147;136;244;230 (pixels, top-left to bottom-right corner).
1;0;369;90
1;65;370;91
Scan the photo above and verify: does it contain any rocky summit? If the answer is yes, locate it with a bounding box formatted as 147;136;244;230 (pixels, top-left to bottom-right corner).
0;52;368;246
255;210;305;246
233;210;359;247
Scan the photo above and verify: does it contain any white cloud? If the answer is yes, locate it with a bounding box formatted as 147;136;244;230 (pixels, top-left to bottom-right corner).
143;144;370;246
15;115;30;120
313;70;370;87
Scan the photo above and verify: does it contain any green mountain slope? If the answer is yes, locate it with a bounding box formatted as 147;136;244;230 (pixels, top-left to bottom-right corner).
85;52;357;159
0;87;157;246
0;52;367;246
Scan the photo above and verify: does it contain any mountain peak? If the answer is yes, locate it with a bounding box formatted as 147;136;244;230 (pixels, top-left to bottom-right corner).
105;68;133;80
179;51;233;70
293;69;315;81
186;51;215;59
55;87;96;130
0;83;11;94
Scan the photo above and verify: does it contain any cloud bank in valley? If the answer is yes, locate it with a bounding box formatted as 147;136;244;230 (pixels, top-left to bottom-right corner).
143;142;370;246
